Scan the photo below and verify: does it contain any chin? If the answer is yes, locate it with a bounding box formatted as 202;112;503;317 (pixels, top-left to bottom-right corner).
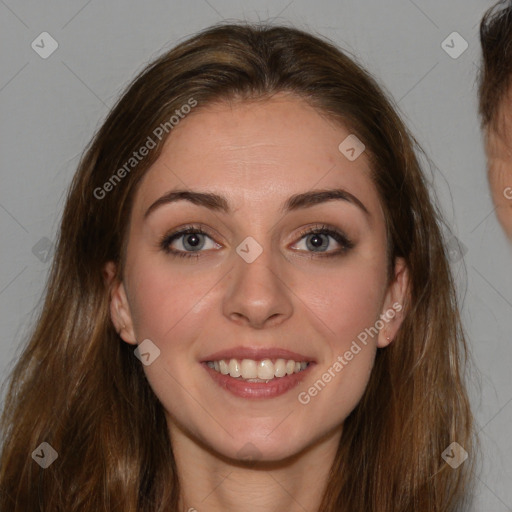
202;422;316;464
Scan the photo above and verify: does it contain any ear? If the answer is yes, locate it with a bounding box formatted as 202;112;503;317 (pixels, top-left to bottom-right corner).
377;257;409;348
103;261;137;345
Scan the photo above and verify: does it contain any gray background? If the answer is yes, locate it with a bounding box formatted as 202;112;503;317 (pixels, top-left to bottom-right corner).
1;0;511;509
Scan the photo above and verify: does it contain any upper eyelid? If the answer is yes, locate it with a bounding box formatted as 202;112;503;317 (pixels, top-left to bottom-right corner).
163;224;223;244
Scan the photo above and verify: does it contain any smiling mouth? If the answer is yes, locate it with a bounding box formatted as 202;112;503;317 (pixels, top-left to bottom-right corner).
205;358;310;383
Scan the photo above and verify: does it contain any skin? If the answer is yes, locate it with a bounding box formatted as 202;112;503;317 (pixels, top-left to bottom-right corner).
485;96;512;241
105;92;409;512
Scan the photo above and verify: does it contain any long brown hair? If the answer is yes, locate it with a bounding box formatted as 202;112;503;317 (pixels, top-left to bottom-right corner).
0;22;475;511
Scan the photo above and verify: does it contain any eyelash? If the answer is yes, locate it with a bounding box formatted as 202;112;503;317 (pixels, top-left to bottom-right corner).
159;224;354;260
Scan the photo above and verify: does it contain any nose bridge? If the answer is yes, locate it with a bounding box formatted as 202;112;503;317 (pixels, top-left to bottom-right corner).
222;233;293;328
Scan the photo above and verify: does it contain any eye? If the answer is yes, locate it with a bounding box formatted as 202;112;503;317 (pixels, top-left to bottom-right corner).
292;225;354;257
159;223;354;260
160;225;221;259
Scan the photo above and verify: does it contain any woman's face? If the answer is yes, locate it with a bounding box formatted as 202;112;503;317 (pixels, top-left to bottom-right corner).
109;93;408;462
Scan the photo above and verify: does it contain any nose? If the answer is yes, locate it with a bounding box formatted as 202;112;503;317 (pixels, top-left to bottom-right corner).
222;241;293;329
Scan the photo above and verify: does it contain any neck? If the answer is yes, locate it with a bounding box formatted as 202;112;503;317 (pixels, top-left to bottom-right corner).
170;426;342;512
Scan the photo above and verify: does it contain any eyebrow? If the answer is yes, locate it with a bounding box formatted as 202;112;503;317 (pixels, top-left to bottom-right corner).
144;188;370;219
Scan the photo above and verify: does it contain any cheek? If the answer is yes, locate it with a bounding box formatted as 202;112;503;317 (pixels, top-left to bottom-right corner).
294;258;387;354
125;254;220;344
124;257;221;432
293;267;383;411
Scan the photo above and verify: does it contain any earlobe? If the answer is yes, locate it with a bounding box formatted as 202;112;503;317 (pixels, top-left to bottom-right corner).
104;262;137;345
377;257;409;348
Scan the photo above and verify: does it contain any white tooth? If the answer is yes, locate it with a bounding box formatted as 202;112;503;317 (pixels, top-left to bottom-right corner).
207;361;215;369
228;358;241;377
300;362;308;370
214;361;220;372
294;362;301;373
219;360;229;375
285;360;295;375
274;359;287;377
257;359;275;380
241;359;258;379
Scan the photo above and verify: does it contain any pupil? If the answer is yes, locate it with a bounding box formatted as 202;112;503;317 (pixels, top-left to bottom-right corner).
186;234;201;248
311;235;323;247
307;234;327;251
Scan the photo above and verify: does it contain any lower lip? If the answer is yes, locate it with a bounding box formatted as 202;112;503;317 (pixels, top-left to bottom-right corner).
201;362;315;399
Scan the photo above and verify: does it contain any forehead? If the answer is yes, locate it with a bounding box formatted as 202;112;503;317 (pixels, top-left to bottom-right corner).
132;93;383;221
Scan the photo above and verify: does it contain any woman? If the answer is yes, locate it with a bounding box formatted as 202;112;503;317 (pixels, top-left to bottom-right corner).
0;22;475;511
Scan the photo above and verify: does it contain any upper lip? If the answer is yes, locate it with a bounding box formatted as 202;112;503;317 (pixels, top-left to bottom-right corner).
201;346;316;363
